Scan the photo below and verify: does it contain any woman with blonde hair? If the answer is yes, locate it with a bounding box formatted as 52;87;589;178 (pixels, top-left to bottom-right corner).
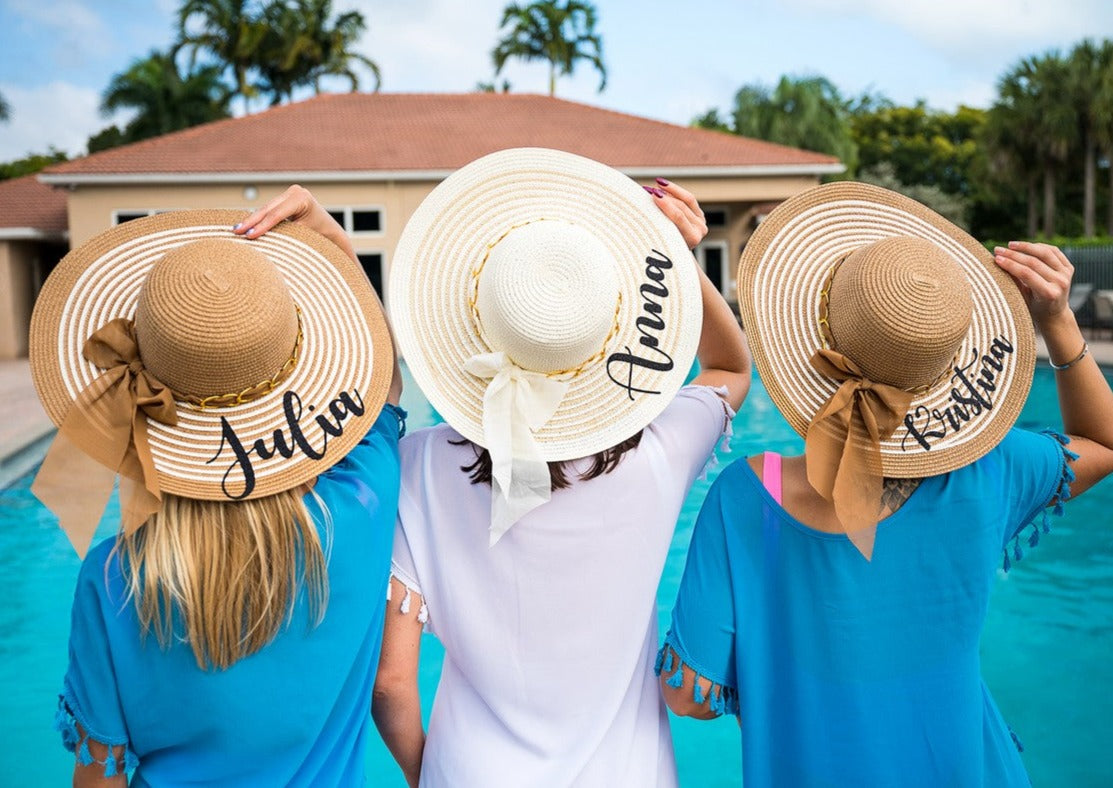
32;192;403;785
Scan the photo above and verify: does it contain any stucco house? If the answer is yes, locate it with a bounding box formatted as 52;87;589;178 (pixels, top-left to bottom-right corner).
0;92;842;359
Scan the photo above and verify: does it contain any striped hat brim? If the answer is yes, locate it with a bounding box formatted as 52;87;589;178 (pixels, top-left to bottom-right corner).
737;182;1034;478
30;210;393;500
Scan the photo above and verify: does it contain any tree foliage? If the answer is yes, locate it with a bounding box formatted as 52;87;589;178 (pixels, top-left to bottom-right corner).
696;76;858;172
0;89;9;123
858;162;969;229
100;50;231;144
492;0;606;96
176;0;377;112
0;149;68;181
257;0;379;105
851;102;984;197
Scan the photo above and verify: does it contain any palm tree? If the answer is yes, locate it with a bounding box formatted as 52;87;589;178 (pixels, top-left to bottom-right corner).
729;76;858;173
995;53;1076;237
0;89;9;123
102;51;231;142
492;0;606;96
178;0;268;114
258;0;379;105
1068;40;1111;237
1094;40;1113;235
982;99;1041;237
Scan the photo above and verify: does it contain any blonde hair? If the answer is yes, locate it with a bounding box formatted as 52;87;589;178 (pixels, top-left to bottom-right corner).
116;488;329;670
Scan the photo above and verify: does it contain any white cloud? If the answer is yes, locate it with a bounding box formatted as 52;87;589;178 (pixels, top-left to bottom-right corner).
343;0;508;92
5;0;116;66
0;81;121;160
784;0;1111;58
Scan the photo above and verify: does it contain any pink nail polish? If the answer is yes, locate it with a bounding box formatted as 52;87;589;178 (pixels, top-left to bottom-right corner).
656;177;670;187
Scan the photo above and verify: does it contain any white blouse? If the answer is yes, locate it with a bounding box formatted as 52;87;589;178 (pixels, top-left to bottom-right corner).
391;386;733;788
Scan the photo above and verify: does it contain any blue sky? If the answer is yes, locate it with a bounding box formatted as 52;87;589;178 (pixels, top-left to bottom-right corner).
1;0;1111;162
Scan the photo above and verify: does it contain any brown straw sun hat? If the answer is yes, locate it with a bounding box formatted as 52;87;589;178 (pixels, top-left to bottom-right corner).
737;182;1035;558
30;210;393;556
390;147;702;542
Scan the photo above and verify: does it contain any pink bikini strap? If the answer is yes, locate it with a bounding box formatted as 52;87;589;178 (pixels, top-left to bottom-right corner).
762;451;783;505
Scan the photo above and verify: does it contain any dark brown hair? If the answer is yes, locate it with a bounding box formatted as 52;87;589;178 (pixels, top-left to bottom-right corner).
452;431;644;490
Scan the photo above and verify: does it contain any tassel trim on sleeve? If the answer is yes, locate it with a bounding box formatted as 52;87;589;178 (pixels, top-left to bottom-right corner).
388;571;429;627
1002;430;1079;573
54;696;137;777
654;639;739;717
698;386;738;481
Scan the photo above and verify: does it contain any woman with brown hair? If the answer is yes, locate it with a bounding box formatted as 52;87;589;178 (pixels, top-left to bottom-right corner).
659;182;1113;786
32;194;404;785
371;148;751;787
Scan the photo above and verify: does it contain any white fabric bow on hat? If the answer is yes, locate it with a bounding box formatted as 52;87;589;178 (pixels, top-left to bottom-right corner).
464;351;570;545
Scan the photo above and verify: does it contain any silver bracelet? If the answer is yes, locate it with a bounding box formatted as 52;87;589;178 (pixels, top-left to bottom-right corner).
1048;342;1089;371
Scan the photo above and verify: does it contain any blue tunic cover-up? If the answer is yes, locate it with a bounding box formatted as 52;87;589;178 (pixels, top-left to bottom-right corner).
54;405;404;786
661;428;1075;787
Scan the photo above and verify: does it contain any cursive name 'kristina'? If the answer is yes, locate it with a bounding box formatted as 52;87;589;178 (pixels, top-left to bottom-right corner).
606;249;675;399
901;336;1015;452
208;388;365;499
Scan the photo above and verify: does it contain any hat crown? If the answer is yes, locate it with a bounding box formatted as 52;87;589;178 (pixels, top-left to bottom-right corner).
827;237;972;389
476;220;620;373
134;239;299;397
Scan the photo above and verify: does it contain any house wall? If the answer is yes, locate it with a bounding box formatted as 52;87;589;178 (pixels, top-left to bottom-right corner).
63;172;818;306
65;180;444;313
0;241;45;359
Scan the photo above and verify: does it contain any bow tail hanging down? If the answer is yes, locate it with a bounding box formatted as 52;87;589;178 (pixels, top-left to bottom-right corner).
464;352;570;545
31;319;176;557
32;426;122;558
804;349;916;561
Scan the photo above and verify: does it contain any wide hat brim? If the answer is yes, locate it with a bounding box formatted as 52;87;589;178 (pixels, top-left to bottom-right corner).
738;182;1035;478
390;147;702;461
30;210;393;500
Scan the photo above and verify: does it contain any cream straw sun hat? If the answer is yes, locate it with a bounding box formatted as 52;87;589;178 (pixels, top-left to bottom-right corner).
390;147;702;543
30;210;394;556
737;182;1035;560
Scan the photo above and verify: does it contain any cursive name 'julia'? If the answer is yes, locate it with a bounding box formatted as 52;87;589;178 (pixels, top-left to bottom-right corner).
208;388;365;499
901;336;1015;452
606;249;675;400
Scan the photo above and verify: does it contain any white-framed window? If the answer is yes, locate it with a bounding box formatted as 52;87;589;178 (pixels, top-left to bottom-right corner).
703;207;728;228
113;209;158;225
697;241;730;297
327;206;384;235
356;251;384;300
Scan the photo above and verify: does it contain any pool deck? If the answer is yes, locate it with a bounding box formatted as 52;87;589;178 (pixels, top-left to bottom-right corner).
0;359;53;488
2;335;1113;488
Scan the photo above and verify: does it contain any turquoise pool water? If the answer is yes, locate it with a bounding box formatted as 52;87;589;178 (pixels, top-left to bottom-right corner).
2;367;1111;786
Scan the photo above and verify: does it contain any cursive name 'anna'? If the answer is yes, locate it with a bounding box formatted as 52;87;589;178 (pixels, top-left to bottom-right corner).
606;249;675;399
208;388;365;499
901;336;1015;452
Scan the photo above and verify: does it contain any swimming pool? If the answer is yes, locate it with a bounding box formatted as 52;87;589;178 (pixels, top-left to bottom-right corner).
2;367;1111;786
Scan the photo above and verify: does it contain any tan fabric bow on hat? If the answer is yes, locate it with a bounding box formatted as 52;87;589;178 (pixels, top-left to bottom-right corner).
804;348;917;560
28;211;394;557
32;318;177;556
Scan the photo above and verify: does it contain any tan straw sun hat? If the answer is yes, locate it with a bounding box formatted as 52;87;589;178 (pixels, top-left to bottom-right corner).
30;210;393;556
390;147;702;542
737;182;1035;558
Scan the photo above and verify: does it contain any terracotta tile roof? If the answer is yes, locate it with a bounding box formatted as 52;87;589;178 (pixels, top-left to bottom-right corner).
0;174;68;234
43;93;840;178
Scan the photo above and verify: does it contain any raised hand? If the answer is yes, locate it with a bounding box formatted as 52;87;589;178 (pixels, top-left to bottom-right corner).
233;185;357;262
645;178;708;250
993;241;1073;325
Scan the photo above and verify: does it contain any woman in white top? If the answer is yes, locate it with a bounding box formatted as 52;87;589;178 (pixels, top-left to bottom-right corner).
372;148;751;787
